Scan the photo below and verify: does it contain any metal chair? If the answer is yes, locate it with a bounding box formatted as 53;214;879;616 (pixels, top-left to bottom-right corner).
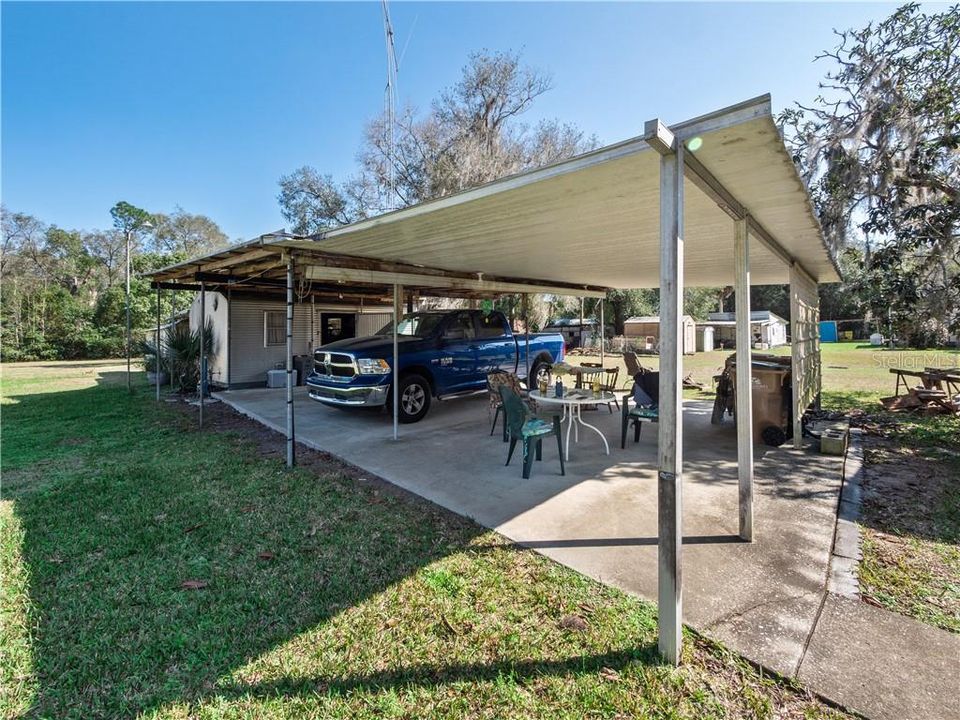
621;370;659;448
487;371;529;441
500;385;564;479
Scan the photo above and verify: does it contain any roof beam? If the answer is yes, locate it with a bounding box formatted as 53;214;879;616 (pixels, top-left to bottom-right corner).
681;151;794;268
197;248;279;273
643;119;677;156
303;265;606;298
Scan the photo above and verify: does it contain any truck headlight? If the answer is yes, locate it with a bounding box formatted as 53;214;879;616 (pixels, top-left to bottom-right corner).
357;358;391;375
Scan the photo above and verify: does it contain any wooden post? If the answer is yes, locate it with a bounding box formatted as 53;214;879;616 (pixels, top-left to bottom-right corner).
523;294;530;381
579;297;584;348
599;298;605;364
310;295;316;353
199;282;205;429
170;291;176;392
155;286;161;402
647;118;684;665
392;283;402;440
286;256;296;468
734;218;754;541
125;229;132;393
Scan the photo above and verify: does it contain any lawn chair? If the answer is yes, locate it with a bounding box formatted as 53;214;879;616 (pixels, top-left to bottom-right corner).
622;370;659;448
487;371;533;441
500;385;565;479
623;351;643;379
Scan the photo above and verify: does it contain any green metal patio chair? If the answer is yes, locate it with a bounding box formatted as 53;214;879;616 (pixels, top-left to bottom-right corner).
499;385;565;479
621;370;659;448
488;370;535;442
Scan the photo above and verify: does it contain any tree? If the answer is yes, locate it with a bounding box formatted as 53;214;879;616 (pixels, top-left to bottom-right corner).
781;4;960;344
277;169;356;234
278;50;598;234
1;202;219;361
150;207;230;258
84;229;127;288
110;200;153;238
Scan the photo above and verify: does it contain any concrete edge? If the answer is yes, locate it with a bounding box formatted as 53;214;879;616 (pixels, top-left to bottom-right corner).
828;428;863;599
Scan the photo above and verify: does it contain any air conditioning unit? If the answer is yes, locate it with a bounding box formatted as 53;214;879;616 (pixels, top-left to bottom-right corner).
266;369;297;388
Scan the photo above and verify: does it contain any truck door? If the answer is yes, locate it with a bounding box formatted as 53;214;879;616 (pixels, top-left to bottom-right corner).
436;311;479;393
475;311;515;375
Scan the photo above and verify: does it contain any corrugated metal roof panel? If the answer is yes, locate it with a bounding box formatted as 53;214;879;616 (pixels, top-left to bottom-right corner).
311;95;836;288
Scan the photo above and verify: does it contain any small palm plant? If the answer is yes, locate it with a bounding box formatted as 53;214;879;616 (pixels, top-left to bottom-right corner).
139;338;167;375
163;321;214;392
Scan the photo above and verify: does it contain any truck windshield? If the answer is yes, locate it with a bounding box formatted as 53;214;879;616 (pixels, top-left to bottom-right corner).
376;313;445;337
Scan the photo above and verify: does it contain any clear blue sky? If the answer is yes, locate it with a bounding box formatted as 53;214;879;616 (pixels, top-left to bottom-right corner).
1;1;925;240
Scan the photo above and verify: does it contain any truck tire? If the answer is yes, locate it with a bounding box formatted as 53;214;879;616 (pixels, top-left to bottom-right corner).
530;358;552;389
395;373;431;423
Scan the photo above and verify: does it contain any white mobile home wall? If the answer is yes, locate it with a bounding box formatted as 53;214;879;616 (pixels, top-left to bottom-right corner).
190;294;394;388
230;295;311;387
190;292;312;388
189;291;230;386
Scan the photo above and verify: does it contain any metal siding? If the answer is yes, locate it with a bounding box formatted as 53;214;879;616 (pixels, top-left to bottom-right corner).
229;297;311;387
357;312;392;337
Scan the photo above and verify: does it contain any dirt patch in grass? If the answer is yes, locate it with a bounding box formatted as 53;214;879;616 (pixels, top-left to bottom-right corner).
1;455;87;499
859;435;960;632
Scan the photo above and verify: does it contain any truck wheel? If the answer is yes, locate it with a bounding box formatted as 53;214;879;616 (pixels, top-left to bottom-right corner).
395;374;431;423
530;359;551;389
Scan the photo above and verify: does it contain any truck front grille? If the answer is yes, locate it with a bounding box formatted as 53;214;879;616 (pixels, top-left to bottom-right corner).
313;352;357;380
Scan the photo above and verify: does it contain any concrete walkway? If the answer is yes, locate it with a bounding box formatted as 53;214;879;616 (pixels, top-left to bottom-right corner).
215;387;958;719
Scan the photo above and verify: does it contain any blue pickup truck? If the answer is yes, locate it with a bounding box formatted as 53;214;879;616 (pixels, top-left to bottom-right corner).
306;309;565;423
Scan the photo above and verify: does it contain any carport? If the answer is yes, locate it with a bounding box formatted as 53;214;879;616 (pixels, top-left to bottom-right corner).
147;94;838;665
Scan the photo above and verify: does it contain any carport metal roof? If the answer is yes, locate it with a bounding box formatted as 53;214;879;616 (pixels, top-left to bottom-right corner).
148;94;836;295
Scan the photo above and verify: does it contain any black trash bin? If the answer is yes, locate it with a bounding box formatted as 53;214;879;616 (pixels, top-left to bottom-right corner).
292;355;314;386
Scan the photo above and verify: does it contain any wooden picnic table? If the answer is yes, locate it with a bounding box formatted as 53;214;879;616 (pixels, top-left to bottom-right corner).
890;367;960;397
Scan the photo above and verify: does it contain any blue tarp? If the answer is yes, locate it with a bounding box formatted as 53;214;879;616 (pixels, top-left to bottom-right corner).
819;320;838;343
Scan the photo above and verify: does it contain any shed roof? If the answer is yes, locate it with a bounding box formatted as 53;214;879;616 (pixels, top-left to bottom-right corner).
705;310;788;325
625;315;695;324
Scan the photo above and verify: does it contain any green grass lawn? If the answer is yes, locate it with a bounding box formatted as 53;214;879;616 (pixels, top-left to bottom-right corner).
0;361;850;719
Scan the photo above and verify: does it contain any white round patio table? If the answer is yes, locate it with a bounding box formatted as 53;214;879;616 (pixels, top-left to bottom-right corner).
529;388;614;461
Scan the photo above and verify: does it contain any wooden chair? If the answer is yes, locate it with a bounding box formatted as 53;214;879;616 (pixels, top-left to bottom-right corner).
576;361;603;389
500;385;565;479
598;366;620;412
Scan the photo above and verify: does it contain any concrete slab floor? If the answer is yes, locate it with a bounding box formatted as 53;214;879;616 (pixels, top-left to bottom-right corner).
798;594;960;720
215;386;957;718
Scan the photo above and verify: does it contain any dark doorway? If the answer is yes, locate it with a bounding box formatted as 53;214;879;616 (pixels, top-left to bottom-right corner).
320;313;356;346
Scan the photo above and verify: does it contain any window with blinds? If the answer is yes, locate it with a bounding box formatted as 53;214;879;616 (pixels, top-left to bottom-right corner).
264;311;285;347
